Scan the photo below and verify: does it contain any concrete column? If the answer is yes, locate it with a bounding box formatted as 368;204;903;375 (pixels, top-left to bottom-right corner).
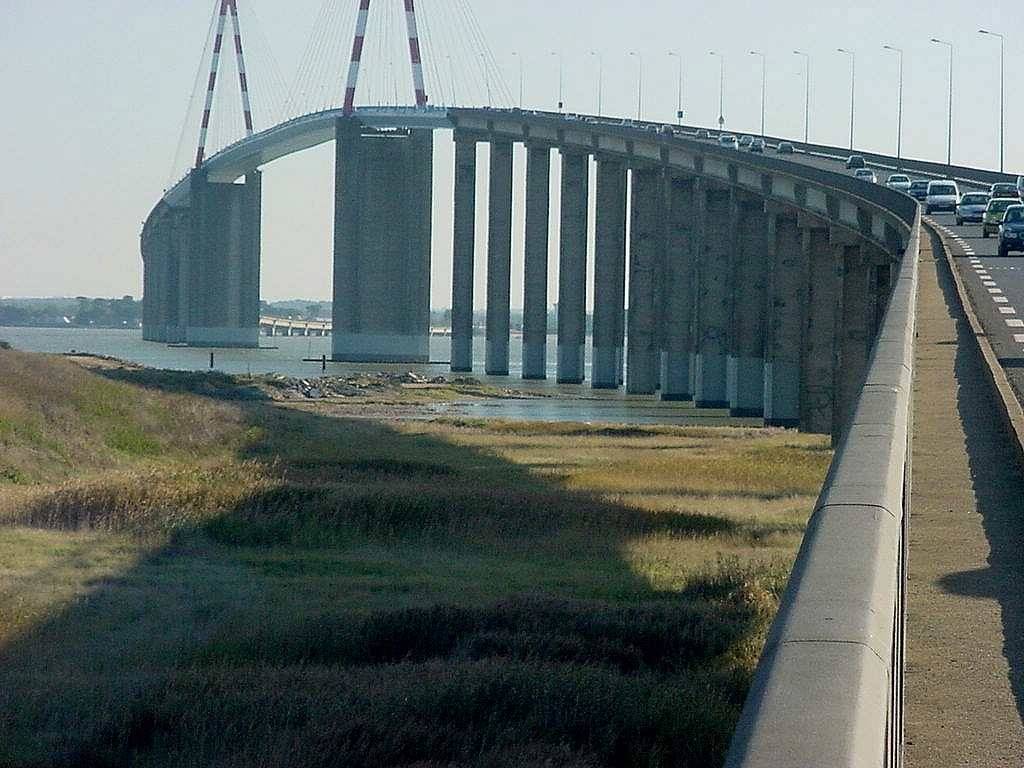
557;150;589;384
694;185;733;408
332;122;432;362
592;158;628;389
763;209;808;427
836;243;874;437
627;166;666;394
486;140;514;376
451;133;477;372
185;168;262;348
661;173;700;400
727;195;768;416
522;144;551;379
799;222;843;435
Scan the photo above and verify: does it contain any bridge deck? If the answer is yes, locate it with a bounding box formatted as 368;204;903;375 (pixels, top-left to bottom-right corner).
907;229;1024;764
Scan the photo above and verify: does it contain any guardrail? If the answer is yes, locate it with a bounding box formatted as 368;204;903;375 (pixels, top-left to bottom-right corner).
725;207;919;768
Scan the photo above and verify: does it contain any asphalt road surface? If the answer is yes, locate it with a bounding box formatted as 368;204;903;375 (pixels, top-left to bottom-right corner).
925;212;1024;406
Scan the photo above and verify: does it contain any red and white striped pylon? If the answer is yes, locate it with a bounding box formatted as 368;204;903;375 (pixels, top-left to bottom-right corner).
343;0;429;115
195;0;255;169
404;0;428;108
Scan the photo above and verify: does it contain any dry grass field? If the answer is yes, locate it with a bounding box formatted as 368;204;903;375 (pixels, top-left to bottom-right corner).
0;349;830;767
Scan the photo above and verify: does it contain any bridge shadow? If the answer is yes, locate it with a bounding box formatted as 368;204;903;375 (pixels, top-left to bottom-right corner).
929;228;1024;722
0;366;780;767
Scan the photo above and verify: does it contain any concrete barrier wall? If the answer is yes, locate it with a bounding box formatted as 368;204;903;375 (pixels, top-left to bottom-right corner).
724;210;919;768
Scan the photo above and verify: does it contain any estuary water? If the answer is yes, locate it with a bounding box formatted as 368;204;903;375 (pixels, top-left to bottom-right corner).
0;327;749;426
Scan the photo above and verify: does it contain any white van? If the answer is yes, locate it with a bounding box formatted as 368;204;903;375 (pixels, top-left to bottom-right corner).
925;180;960;215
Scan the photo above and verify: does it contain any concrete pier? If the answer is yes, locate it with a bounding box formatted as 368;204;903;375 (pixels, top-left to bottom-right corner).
727;194;768;415
837;243;873;436
522;144;551;379
661;173;700;400
557;150;589;384
141;203;191;343
763;208;807;427
451;133;477;371
694;185;732;408
627;166;665;395
485;140;514;376
185;168;262;348
332;121;433;362
799;222;842;435
592;158;628;389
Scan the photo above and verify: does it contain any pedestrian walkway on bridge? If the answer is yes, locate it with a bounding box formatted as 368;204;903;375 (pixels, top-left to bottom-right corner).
907;229;1024;765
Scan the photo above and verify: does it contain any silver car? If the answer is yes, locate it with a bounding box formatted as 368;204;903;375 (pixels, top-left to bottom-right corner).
956;192;990;225
719;135;739;150
886;174;911;192
925;180;960;214
854;168;878;184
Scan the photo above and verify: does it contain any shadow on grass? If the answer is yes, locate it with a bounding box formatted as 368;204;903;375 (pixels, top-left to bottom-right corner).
929;229;1024;723
0;367;790;768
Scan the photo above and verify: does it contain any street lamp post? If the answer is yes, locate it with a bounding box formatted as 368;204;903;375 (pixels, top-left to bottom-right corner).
793;50;810;144
629;51;643;121
511;51;524;108
883;45;904;166
668;51;684;124
979;29;1005;173
589;51;603;116
709;51;725;130
750;50;766;137
837;48;855;151
931;38;954;166
550;51;563;112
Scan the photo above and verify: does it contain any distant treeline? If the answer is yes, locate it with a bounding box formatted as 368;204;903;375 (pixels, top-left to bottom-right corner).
0;297;141;329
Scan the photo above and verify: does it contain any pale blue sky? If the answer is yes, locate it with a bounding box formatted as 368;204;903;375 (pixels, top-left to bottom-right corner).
1;0;1019;305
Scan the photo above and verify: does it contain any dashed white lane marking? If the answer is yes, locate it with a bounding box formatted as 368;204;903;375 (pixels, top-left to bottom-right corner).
995;296;1010;303
984;281;998;287
1007;319;1024;328
989;288;1005;294
1014;334;1024;343
1000;307;1017;314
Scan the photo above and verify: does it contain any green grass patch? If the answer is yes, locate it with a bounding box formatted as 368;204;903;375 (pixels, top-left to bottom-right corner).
0;350;830;767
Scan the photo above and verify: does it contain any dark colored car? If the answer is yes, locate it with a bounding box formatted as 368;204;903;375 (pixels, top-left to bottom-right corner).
998;205;1024;256
846;155;866;169
909;180;930;200
777;141;795;154
695;129;710;139
990;182;1020;200
749;138;766;153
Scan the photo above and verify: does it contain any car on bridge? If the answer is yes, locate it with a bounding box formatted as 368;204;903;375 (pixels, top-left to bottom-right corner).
983;197;1018;237
956;192;991;225
739;135;754;148
998;205;1024;256
695;128;710;139
719;134;739;149
776;141;795;154
854;168;878;184
989;182;1021;201
909;180;930;201
925;180;960;214
749;138;766;153
846;154;867;169
885;174;911;192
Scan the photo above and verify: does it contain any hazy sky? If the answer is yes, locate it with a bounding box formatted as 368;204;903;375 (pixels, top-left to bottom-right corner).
2;0;1021;307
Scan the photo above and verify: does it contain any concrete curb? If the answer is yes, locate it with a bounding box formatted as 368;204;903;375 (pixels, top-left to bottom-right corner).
925;221;1024;472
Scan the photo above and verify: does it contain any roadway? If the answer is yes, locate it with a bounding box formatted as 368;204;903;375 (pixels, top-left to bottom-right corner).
926;212;1024;406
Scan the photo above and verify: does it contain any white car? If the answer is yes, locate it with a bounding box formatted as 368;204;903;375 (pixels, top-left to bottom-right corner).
718;135;739;150
925;180;960;214
886;174;911;192
854;168;878;184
